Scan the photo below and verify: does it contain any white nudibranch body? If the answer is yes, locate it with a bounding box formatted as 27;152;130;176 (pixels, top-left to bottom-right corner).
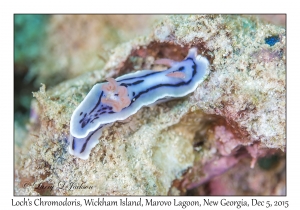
69;48;209;159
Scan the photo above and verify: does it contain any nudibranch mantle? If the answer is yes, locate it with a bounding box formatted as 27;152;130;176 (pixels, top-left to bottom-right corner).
69;48;209;159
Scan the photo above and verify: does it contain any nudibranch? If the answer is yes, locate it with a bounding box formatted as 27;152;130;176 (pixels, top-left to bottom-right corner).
69;48;209;159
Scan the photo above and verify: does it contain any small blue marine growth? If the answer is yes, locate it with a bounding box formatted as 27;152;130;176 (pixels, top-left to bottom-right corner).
265;35;280;46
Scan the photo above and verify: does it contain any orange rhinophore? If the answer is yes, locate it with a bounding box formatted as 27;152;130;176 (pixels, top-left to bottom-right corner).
166;71;186;79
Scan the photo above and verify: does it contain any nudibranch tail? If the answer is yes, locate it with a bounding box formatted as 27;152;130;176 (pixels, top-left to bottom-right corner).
69;47;209;159
69;124;110;160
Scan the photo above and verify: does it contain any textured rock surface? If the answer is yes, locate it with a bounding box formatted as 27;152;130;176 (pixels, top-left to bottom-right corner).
14;15;159;147
15;15;285;195
25;15;159;87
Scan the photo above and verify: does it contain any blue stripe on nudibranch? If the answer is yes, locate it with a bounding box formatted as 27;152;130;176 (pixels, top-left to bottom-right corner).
69;48;210;159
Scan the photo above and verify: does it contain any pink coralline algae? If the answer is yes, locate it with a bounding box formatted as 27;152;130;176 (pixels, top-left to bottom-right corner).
253;48;283;63
214;125;241;156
